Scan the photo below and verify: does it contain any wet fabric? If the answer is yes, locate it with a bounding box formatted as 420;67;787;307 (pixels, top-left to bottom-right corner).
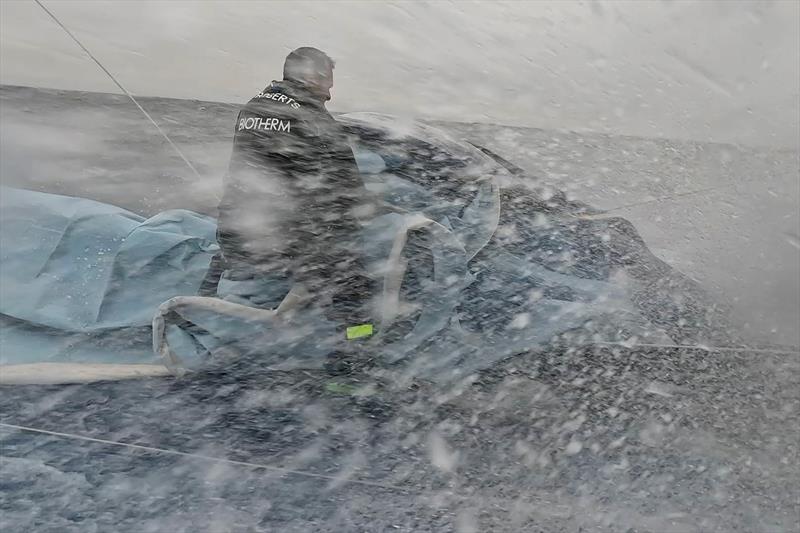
0;186;217;365
2;136;722;382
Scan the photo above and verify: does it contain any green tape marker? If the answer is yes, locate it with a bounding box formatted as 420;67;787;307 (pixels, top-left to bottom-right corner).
325;382;359;395
346;323;374;340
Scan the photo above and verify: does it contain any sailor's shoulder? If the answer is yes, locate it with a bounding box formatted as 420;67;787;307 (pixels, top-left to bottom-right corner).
250;89;308;111
243;96;286;114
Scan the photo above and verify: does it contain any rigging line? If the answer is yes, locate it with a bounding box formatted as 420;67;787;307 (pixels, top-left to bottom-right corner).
0;422;413;494
594;186;720;216
592;341;799;356
33;0;205;184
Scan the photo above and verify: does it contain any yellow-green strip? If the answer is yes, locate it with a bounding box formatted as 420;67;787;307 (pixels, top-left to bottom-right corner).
325;382;359;395
346;324;374;340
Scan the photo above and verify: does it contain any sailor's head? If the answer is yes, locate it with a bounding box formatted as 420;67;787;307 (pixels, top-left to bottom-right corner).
283;47;335;102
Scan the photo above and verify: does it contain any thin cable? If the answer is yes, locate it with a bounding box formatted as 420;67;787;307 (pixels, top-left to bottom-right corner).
593;341;799;356
0;422;412;493
595;186;720;216
33;0;204;183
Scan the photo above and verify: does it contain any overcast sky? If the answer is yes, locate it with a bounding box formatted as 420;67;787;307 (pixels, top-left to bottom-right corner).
1;0;798;147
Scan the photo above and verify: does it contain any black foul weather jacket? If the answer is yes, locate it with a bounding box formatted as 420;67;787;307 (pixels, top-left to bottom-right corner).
212;80;374;324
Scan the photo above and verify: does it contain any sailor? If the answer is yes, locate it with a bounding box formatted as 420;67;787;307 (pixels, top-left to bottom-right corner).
204;47;376;372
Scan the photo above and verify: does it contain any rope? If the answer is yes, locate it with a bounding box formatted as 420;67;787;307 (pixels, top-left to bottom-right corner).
593;341;799;356
0;422;412;493
598;186;720;215
33;0;204;183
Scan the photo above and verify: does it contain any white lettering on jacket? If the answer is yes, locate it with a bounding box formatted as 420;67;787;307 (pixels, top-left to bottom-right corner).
238;117;291;132
255;91;301;109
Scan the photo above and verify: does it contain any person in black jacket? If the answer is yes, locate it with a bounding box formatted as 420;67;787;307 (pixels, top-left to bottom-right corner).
203;47;376;367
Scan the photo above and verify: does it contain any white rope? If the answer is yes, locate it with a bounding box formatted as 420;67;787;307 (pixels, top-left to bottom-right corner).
0;422;412;493
33;0;205;184
593;341;799;356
